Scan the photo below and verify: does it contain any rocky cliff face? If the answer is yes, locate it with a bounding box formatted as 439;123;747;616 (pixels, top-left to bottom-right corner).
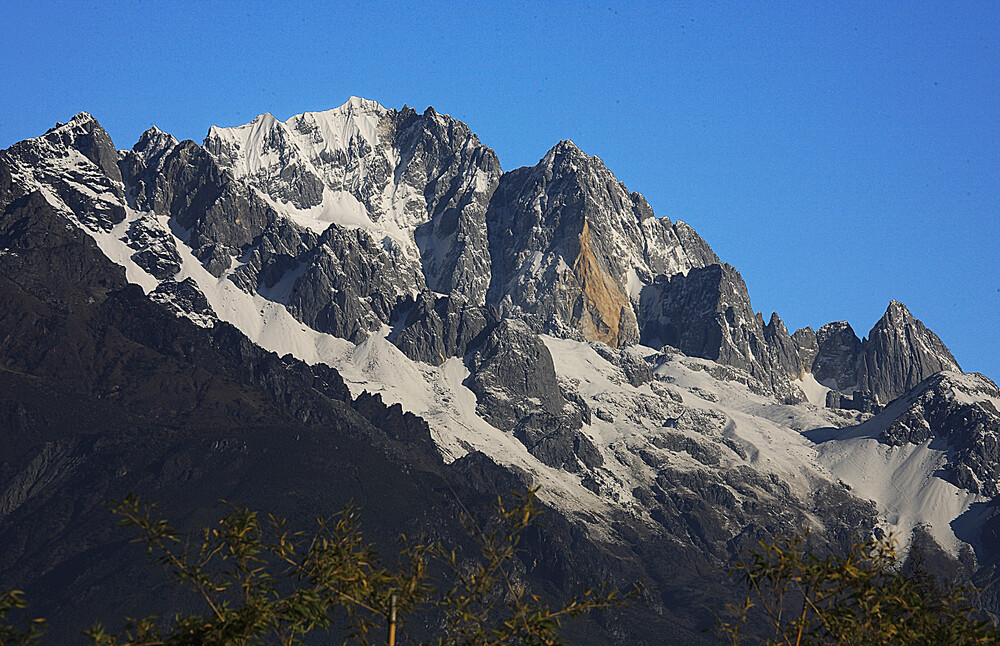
485;140;717;349
132;137;279;276
858;300;961;404
1;113;126;233
812;321;864;391
791;326;820;374
764;313;804;377
809;301;961;407
638;264;804;402
466;319;598;471
390;290;488;365
123;121;429;342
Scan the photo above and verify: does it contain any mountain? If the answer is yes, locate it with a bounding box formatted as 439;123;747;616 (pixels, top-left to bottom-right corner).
0;100;996;643
858;300;962;403
485;139;717;348
793;301;962;409
805;370;1000;567
203;98;501;305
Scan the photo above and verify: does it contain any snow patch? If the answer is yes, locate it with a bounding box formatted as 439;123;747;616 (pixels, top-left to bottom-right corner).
795;373;831;407
813;433;982;554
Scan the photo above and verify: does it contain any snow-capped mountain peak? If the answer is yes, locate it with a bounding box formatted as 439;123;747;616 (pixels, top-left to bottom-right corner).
201;98;501;306
128;126;178;165
1;104;993;643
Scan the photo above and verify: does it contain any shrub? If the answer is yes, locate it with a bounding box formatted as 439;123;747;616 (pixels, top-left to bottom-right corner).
2;489;637;645
718;532;1000;645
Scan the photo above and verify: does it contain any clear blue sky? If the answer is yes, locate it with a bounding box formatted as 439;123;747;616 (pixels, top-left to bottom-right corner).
2;1;998;379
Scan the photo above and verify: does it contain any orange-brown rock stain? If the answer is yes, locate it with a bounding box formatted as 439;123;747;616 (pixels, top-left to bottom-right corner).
572;220;631;347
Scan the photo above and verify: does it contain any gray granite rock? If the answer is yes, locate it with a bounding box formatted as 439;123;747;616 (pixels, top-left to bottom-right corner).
467;319;576;430
671;221;721;269
148;277;216;325
877;372;1000;496
119;126;179;211
150;140;276;275
42;113;123;185
466;319;598;471
1;114;126;232
791;326;819;376
812;321;862;391
809;302;959;406
391;290;488;365
514;414;602;472
857;300;961;404
825;390;880;414
485;140;716;348
204;113;325;210
638;264;804;402
124;216;182;280
228;218;317;294
591;343;653;386
639;264;748;366
764;313;801;377
283;224;424;343
391;106;501;303
201;204;424;344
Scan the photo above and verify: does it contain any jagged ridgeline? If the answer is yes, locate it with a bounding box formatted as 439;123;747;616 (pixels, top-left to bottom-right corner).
1;100;998;644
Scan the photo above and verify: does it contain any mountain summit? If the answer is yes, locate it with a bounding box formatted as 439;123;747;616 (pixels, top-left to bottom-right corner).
486;138;718;349
859;300;961;403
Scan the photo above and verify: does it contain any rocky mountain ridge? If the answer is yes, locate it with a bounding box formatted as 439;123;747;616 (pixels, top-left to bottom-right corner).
200;103;962;410
0;101;995;643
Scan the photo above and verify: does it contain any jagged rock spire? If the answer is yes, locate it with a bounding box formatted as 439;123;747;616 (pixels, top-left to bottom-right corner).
857;300;961;403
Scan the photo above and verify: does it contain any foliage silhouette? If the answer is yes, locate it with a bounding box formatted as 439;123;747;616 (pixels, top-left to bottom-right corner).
717;531;1000;645
0;590;45;646
0;488;635;645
